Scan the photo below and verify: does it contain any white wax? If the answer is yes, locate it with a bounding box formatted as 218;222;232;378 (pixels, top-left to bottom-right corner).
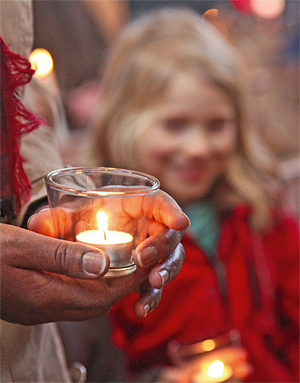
76;230;133;245
76;230;133;269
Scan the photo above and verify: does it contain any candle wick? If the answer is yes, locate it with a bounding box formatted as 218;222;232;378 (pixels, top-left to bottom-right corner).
103;229;107;241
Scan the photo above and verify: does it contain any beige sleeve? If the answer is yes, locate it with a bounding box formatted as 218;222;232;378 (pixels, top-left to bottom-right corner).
16;124;65;226
0;0;34;58
1;321;71;382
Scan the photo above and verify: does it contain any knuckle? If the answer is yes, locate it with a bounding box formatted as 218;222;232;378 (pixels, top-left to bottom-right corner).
166;229;184;250
176;242;186;263
171;243;185;270
54;242;70;274
149;288;163;311
161;229;183;258
159;231;172;254
161;243;185;280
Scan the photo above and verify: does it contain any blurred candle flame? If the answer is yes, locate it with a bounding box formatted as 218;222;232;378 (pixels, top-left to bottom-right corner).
202;339;216;352
207;360;225;379
97;211;108;240
29;48;54;77
251;0;285;19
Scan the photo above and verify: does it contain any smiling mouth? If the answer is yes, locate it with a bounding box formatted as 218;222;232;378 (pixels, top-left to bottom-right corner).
174;166;207;182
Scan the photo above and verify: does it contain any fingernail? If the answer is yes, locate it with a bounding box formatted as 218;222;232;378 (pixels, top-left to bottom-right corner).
144;304;150;317
83;252;107;276
159;269;169;287
137;246;157;268
182;212;191;225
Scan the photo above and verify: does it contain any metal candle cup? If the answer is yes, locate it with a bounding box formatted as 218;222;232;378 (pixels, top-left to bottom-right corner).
76;212;134;277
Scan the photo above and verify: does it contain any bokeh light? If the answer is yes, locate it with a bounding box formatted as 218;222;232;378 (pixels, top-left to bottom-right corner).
29;48;53;77
251;0;285;19
207;360;225;378
202;339;216;352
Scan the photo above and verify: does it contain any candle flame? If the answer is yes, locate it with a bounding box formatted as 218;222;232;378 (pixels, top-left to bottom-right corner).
202;339;216;352
97;211;108;240
29;49;54;77
207;360;225;379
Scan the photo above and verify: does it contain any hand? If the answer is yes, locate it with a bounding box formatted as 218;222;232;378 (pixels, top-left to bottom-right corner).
0;222;176;325
157;346;253;383
157;345;251;383
131;190;189;317
23;190;189;321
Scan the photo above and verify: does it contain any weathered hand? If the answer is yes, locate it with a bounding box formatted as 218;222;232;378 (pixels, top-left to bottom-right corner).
26;190;189;320
0;224;163;324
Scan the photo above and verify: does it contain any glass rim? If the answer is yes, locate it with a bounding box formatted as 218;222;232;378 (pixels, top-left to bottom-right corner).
45;166;160;197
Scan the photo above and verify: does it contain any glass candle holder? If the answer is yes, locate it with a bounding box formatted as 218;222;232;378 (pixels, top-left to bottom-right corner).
45;167;160;278
167;330;247;382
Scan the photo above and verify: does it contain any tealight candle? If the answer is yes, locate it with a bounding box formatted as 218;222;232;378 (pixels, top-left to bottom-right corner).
76;211;134;277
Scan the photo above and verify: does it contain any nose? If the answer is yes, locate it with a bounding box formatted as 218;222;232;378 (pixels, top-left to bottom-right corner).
181;126;211;158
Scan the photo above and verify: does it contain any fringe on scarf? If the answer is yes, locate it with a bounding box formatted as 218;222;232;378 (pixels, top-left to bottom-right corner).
1;36;42;222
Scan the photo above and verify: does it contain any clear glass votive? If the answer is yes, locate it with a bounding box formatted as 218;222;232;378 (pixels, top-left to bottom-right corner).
45;167;160;278
167;330;248;382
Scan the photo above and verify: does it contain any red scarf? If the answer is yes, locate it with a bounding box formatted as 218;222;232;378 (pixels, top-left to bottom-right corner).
0;37;41;223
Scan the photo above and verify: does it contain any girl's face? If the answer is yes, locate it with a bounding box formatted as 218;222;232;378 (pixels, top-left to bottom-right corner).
135;71;237;206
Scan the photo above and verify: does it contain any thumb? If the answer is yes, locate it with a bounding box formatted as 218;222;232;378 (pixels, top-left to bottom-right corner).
3;225;110;279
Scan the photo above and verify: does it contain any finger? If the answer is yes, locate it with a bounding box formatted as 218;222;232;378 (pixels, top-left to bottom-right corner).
28;208;58;237
28;207;78;240
122;190;189;229
148;243;185;289
150;190;190;231
133;283;163;318
134;221;184;268
36;269;148;322
4;225;110;278
235;362;253;380
3;255;153;325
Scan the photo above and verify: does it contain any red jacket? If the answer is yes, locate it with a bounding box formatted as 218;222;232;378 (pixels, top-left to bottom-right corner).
109;206;299;382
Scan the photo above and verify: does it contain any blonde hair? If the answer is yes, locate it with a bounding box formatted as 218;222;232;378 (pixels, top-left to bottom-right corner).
93;8;279;231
